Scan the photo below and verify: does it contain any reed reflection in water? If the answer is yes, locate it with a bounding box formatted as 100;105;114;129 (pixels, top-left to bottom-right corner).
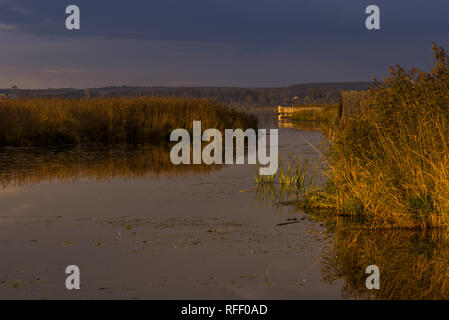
256;160;449;300
322;227;449;300
278;119;328;131
0;144;221;188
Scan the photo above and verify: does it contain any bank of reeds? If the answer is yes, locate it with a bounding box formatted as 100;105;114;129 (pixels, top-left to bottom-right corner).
320;44;449;228
0;97;257;146
257;44;449;229
290;103;339;122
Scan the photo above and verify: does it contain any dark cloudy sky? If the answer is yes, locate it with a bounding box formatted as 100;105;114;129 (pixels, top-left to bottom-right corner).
0;0;448;88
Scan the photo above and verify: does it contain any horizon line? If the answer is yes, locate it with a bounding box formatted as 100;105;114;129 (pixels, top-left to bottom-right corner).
0;80;374;91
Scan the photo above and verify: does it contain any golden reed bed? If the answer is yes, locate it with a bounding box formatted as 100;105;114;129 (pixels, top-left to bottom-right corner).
0;97;257;146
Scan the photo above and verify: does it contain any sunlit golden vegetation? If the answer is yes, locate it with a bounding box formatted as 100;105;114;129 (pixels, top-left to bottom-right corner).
0;145;221;188
319;44;449;228
258;45;449;228
0;97;257;146
290;103;339;122
256;175;449;299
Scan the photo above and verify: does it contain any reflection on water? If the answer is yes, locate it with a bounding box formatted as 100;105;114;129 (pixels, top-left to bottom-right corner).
0;145;220;188
261;115;449;300
322;227;449;300
257;175;449;299
278;118;328;131
2;114;448;299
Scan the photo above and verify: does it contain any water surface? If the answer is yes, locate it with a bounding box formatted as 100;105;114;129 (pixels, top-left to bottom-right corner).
1;115;447;299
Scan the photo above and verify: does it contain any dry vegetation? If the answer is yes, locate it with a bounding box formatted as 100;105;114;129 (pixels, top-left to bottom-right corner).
320;44;449;228
290;103;339;122
257;44;449;229
0;97;257;146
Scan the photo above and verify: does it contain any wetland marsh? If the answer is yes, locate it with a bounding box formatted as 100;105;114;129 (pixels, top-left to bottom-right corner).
2;114;449;299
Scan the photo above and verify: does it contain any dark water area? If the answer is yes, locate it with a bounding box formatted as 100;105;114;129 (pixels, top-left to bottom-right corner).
0;114;448;299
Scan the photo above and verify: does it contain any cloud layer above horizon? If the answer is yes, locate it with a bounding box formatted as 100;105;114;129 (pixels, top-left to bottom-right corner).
0;0;448;88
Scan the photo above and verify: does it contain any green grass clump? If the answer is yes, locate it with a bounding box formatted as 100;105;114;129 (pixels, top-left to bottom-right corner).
255;154;323;209
290;103;339;122
320;44;449;228
0;97;257;146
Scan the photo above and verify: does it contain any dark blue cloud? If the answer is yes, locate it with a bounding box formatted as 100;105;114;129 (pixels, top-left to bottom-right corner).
1;0;448;43
0;0;448;88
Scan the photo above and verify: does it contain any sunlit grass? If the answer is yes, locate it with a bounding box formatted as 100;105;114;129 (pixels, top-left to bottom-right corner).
0;97;257;146
290;103;339;122
258;45;449;229
318;44;449;228
255;154;323;209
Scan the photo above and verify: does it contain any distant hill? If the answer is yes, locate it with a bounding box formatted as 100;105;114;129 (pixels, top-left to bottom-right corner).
288;81;372;95
0;81;373;107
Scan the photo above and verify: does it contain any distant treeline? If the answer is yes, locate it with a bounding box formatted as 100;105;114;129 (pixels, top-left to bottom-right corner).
0;82;372;107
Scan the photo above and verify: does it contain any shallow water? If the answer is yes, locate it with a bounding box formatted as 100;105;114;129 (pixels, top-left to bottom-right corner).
1;115;448;300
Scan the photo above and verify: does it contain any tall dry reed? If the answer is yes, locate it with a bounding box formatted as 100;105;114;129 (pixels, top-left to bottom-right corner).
321;44;449;228
290;103;339;122
0;97;257;146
